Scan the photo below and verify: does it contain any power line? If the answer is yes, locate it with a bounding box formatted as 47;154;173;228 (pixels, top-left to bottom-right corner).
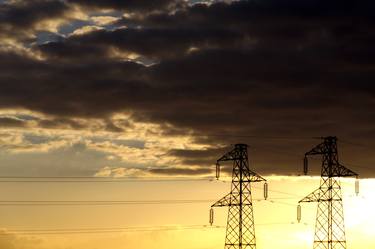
0;221;306;236
267;199;301;207
341;162;373;171
0;197;300;206
340;139;373;149
0;225;224;236
0;176;211;179
0;177;214;183
192;134;316;140
0;199;215;206
252;185;304;199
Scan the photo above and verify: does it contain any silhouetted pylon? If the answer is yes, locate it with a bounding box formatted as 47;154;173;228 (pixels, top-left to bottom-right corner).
298;136;359;249
210;144;267;249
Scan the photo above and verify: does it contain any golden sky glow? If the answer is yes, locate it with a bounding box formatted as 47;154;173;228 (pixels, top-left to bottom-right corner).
0;108;373;248
0;177;373;249
1;0;375;248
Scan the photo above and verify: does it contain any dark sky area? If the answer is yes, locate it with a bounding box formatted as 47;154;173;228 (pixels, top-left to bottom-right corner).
0;0;374;177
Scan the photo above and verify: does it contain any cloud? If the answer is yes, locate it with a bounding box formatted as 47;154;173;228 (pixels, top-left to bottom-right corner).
95;165;213;177
67;0;180;12
70;25;103;36
0;51;148;116
0;230;43;249
37;117;88;130
149;166;212;176
0;0;69;29
0;0;71;46
0;233;14;249
0;117;27;127
91;16;120;26
0;0;374;177
168;147;230;166
0;141;113;176
38;27;244;61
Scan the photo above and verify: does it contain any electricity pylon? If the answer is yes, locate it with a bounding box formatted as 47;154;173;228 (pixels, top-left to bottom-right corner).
210;144;267;249
298;136;358;249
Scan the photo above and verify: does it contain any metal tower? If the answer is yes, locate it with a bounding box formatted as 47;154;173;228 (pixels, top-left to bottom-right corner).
210;144;267;249
298;136;358;249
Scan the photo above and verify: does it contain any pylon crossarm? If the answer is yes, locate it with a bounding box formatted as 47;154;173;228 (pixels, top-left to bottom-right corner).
211;193;232;207
217;151;237;163
299;188;321;203
317;198;343;202
216;145;246;163
305;141;326;156
247;170;266;182
334;164;358;178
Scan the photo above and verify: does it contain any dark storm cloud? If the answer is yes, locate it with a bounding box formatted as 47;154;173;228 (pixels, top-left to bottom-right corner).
0;0;72;47
149;166;212;176
169;147;230;166
0;142;115;176
67;0;179;12
37;117;87;130
0;117;26;127
120;0;375;29
104;120;124;132
0;51;148;117
37;37;110;62
0;0;68;28
0;0;375;176
38;27;243;61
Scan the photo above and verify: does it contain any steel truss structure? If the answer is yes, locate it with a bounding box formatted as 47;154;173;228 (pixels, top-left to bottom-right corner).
299;136;358;249
211;144;266;249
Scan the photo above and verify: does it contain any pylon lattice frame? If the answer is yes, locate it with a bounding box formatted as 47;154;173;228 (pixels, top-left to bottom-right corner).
211;144;266;249
299;136;358;249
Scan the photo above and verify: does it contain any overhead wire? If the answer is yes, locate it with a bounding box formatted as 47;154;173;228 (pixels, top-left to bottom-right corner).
0;221;310;236
340;139;373;149
0;136;368;184
0;197;304;206
0;225;224;236
0;199;215;206
0;137;366;208
0;134;367;242
341;162;373;171
0;176;214;183
191;134;317;140
252;185;304;199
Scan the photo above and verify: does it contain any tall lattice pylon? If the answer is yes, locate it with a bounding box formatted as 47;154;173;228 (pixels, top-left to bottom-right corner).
210;144;266;249
298;136;358;249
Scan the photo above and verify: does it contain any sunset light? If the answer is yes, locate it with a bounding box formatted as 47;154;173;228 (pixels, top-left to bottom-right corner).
0;0;374;249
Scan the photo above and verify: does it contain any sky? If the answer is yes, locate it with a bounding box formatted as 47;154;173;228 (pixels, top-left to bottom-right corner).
0;0;374;248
